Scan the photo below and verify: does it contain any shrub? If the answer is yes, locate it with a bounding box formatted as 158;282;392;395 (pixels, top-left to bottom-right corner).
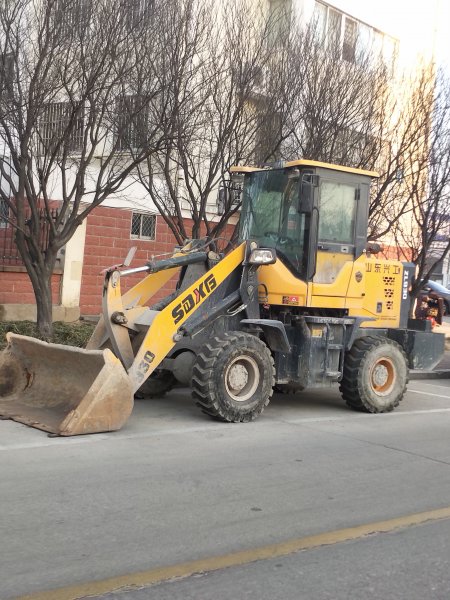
0;321;95;350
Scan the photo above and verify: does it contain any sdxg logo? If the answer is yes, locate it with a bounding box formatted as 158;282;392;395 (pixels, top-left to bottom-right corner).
172;274;217;324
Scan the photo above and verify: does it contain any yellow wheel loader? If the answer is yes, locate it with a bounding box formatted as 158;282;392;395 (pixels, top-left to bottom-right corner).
0;160;445;435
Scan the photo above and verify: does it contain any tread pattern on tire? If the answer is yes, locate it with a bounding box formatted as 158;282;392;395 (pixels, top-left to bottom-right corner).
339;335;409;413
192;331;275;423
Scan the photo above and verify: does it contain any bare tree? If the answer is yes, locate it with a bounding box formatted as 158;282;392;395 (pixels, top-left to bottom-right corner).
389;69;450;311
366;66;440;242
132;0;283;246
270;18;441;248
0;0;178;337
128;2;413;250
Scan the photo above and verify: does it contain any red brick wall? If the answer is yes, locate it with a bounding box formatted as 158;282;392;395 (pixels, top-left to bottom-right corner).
80;208;180;315
0;201;237;316
80;206;238;316
0;199;63;308
380;245;413;262
0;271;62;305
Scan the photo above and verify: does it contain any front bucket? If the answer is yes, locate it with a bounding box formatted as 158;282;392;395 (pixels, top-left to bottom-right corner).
0;333;134;436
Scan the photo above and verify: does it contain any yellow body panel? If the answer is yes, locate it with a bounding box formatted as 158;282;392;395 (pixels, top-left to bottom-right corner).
128;243;247;391
347;255;404;328
258;253;405;329
313;250;354;285
309;256;355;308
122;267;179;308
257;260;308;307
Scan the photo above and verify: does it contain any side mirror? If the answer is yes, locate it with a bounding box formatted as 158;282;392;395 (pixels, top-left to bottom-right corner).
217;185;228;216
365;242;382;255
217;177;243;216
299;173;319;213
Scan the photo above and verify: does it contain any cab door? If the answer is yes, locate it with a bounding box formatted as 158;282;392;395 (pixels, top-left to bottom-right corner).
314;176;359;284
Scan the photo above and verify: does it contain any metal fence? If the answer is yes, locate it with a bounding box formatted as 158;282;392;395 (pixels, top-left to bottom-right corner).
0;207;59;268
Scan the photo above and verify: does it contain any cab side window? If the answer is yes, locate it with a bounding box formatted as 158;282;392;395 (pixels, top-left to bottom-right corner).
318;181;357;245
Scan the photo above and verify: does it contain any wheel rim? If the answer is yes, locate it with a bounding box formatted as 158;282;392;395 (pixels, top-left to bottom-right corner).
225;355;260;402
369;357;396;396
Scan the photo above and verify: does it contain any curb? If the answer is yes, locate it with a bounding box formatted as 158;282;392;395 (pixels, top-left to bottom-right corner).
410;369;450;380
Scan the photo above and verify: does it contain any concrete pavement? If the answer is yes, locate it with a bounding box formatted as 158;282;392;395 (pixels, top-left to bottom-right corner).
98;518;450;600
2;379;450;599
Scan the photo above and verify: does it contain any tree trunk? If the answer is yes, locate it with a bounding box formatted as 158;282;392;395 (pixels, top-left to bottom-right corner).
33;275;54;340
14;228;56;339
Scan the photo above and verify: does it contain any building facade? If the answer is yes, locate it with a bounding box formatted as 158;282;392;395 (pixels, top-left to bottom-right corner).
2;0;435;320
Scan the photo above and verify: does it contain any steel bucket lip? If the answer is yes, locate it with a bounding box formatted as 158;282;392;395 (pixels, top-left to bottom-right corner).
0;333;133;436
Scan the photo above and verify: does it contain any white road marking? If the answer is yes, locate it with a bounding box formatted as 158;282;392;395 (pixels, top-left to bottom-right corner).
416;383;450;391
408;389;450;400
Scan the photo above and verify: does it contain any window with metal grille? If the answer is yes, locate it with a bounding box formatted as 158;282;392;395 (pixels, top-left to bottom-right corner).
313;2;396;70
312;1;327;42
125;0;154;29
254;112;282;163
54;0;92;38
342;18;357;63
115;95;149;152
327;8;342;55
0;199;8;227
0;53;14;98
130;213;156;240
38;102;84;154
268;0;292;47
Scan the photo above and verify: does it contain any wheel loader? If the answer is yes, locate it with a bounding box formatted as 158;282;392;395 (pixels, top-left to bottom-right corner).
0;160;445;435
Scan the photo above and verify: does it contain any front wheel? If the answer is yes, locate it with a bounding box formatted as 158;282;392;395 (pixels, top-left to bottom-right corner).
339;336;408;413
137;370;176;399
192;332;275;422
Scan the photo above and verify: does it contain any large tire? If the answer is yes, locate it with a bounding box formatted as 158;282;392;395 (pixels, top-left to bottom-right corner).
339;336;408;413
130;329;176;399
192;332;275;422
136;370;176;399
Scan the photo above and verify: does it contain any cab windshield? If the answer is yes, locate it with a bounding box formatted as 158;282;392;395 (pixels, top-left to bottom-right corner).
239;169;308;276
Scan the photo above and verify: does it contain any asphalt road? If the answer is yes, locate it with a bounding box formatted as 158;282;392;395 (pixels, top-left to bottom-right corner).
1;379;450;600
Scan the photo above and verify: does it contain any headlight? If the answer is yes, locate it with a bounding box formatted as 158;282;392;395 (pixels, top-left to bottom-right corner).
249;248;276;265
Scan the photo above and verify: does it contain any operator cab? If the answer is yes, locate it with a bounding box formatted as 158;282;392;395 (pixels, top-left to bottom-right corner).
231;160;378;283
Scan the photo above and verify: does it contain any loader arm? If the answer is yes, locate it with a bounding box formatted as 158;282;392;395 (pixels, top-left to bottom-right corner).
104;243;247;392
87;265;180;351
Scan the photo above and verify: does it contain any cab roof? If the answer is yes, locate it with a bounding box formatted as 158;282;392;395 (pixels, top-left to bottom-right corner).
230;159;379;179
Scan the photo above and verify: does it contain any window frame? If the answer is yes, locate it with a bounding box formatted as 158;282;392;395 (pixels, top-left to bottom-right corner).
53;0;92;39
38;101;85;155
0;52;15;97
0;198;9;228
342;17;357;63
130;212;156;241
125;0;155;30
115;94;149;153
313;1;397;68
317;178;358;247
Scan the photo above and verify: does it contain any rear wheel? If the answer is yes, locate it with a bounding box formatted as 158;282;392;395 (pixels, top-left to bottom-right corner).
192;332;275;422
339;336;408;413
